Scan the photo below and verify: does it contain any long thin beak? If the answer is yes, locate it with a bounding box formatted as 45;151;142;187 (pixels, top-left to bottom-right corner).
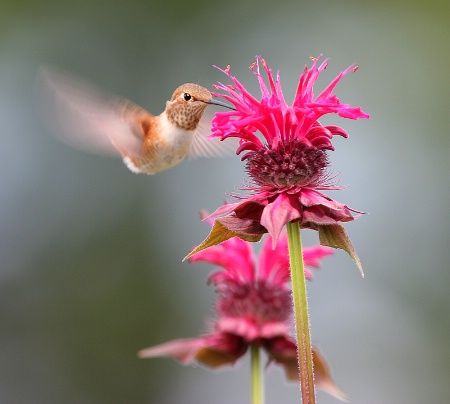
206;99;236;111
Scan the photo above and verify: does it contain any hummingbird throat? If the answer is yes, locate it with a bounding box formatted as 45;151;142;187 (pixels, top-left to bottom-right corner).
167;101;207;131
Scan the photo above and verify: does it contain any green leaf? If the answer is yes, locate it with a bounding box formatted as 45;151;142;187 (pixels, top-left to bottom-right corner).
318;224;364;277
183;220;262;261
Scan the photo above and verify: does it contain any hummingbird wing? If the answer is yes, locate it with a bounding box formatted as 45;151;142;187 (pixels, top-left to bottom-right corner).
188;106;239;159
35;67;150;159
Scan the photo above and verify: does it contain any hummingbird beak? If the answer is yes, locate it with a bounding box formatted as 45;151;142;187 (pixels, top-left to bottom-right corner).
206;99;236;111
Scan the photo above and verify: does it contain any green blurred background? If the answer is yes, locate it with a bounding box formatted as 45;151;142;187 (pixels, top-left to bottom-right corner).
1;0;449;403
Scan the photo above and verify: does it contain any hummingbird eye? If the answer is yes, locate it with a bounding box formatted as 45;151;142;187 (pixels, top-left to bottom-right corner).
183;93;192;101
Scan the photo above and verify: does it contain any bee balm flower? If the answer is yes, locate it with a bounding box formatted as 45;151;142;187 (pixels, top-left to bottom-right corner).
139;233;346;400
186;56;368;274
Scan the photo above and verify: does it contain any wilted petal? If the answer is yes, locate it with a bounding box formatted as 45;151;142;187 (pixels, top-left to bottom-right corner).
218;215;267;237
194;334;248;368
265;338;348;401
139;334;247;369
300;188;343;210
299;188;362;226
302;205;345;226
313;347;349;402
264;336;299;381
194;346;245;368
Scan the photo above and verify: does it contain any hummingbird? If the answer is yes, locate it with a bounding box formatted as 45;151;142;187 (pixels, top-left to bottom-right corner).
35;68;236;174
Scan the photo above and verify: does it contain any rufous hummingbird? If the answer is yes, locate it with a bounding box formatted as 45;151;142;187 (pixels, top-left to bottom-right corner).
35;68;236;174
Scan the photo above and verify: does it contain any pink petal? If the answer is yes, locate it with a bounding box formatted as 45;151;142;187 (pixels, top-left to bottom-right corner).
138;338;208;364
302;245;334;268
325;125;349;138
212;56;368;162
190;236;256;284
207;202;243;218
316;68;348;102
337;106;370;120
260;193;302;247
258;233;290;285
217;317;259;341
259;321;291;339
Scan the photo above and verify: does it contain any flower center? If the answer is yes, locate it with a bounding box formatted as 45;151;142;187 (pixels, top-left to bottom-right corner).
217;280;292;324
244;140;328;190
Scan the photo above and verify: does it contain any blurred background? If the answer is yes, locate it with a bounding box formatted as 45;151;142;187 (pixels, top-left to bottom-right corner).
1;0;449;403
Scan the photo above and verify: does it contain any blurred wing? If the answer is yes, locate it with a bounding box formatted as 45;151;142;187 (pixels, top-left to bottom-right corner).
35;66;150;158
188;106;239;159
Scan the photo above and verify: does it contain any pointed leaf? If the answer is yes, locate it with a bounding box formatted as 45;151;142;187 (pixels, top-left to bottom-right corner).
318;224;364;277
183;220;262;261
313;347;349;402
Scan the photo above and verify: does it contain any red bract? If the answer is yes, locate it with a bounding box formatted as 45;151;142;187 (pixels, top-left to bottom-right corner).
139;234;346;400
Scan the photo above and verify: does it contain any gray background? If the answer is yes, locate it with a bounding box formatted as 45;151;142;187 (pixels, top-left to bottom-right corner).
1;0;449;403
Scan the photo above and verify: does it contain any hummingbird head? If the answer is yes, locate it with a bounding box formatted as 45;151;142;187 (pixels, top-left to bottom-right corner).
166;83;234;131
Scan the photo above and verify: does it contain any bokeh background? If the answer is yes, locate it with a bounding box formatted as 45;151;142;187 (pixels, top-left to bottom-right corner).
1;0;449;403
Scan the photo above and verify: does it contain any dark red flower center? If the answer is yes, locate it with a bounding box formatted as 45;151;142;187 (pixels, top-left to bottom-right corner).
244;140;328;190
217;280;292;324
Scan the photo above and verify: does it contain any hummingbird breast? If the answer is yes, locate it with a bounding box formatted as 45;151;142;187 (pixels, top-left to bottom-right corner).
123;112;194;174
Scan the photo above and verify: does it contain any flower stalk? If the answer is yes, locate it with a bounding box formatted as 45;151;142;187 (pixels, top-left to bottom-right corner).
250;344;264;404
287;221;316;404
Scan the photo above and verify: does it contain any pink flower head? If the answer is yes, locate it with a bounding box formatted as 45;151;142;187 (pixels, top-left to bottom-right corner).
139;234;346;400
187;56;368;274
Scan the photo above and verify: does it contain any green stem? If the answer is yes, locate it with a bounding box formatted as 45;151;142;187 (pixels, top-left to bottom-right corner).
250;344;264;404
287;221;316;404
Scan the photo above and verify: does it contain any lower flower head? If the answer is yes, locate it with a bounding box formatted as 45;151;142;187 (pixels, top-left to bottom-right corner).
139;232;346;400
